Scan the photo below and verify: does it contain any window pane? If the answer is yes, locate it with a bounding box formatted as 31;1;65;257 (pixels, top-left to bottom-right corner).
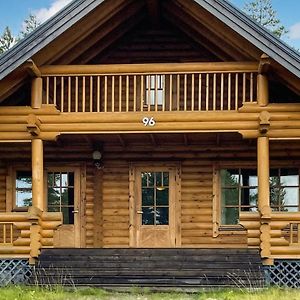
62;207;74;225
222;188;239;206
270;169;280;186
284;207;299;212
156;207;169;225
241;169;257;187
48;206;60;212
141;173;148;187
221;207;239;225
281;187;299;206
54;173;61;187
163;172;169;186
142;207;155;225
16;191;32;207
48;188;61;206
280;169;299;186
61;173;68;187
69;172;74;186
16;171;32;189
61;188;70;206
241;187;258;207
270;187;280;206
142;188;154;206
221;169;239;187
156;172;162;186
156;188;169;206
48;173;54;186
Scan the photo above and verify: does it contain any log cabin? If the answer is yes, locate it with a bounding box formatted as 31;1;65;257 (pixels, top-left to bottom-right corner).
0;0;300;288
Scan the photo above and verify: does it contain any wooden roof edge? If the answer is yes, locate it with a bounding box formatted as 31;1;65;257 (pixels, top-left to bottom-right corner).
0;0;300;81
198;0;300;78
0;0;105;80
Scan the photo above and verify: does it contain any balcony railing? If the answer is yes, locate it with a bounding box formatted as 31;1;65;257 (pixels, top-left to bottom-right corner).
41;62;258;113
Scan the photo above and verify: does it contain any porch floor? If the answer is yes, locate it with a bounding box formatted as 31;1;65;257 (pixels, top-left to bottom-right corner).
32;248;265;288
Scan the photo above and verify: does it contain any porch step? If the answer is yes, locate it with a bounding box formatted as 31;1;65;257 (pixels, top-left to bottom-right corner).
32;248;265;288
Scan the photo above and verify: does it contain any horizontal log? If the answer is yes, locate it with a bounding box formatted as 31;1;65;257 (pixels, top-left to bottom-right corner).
40;62;259;75
0;246;30;254
271;246;300;255
0;105;59;116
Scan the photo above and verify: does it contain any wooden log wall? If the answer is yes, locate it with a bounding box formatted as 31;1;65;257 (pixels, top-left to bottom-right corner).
0;137;300;253
0;162;6;212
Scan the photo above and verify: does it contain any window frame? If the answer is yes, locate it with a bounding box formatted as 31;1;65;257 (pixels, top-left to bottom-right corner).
144;74;166;107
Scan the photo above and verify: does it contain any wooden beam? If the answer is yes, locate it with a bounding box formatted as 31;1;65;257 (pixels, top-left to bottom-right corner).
146;0;160;27
258;54;271;75
32;139;44;211
24;60;41;77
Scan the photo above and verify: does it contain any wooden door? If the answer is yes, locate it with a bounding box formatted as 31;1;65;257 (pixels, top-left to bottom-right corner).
131;166;179;248
46;168;82;248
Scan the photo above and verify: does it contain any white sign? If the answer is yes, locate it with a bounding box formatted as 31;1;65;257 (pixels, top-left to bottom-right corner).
142;117;156;127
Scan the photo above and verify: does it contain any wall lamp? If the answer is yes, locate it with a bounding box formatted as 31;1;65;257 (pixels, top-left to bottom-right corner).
92;150;103;170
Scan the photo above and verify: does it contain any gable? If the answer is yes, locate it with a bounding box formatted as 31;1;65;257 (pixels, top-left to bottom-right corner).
0;0;300;103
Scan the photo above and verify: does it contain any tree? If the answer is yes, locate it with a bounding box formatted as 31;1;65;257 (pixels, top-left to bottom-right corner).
0;26;15;54
19;14;40;39
243;0;288;38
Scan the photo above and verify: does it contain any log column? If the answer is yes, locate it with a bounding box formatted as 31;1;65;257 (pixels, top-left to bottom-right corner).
257;54;270;107
31;77;43;109
32;139;44;211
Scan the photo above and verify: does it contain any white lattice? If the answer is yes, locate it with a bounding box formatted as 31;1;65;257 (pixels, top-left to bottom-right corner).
0;260;32;286
265;260;300;288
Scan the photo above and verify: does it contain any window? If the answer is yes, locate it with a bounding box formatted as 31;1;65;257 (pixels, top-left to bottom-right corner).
145;75;165;105
141;172;169;225
220;168;300;225
270;168;299;212
220;169;258;225
47;172;75;224
15;171;32;208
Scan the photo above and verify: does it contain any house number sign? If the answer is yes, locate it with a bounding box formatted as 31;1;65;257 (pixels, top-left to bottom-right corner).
142;117;156;127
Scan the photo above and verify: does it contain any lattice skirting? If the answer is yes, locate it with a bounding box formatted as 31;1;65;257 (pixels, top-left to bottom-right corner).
265;260;300;288
0;259;32;286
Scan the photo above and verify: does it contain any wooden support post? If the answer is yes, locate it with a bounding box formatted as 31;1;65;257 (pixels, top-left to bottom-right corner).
31;77;43;109
257;54;270;107
32;139;44;211
257;136;272;261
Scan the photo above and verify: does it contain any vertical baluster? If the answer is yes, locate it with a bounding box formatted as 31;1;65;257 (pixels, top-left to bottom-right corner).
97;76;101;112
3;224;6;244
169;74;173;111
235;73;238;110
53;77;57;106
105;76;108;113
155;75;158;112
162;75;166;112
10;224;13;244
228;73;231;110
191;74;195;111
82;76;86;112
206;74;209;111
90;76;93;112
198;74;202;111
221;73;224;111
112;76;115;112
243;73;246;103
184;74;187;111
290;223;293;244
126;75;129;112
68;77;71;112
250;73;254;102
75;77;79;113
46;77;49;104
147;75;151;112
177;74;180;111
133;75;136;112
61;77;64;112
140;75;144;112
119;76;122;112
213;73;216;111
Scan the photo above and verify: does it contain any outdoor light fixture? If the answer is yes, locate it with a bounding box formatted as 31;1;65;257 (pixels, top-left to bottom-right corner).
92;150;103;169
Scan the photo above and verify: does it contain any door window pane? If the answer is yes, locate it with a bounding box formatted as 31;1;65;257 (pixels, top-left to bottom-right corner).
15;171;32;207
140;171;170;226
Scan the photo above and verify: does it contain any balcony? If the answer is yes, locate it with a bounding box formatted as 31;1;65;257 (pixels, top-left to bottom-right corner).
40;62;258;113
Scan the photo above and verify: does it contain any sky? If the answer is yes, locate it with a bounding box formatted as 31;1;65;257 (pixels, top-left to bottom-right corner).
0;0;300;49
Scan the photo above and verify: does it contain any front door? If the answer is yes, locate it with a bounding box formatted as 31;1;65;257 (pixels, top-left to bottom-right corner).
130;166;180;248
46;168;81;248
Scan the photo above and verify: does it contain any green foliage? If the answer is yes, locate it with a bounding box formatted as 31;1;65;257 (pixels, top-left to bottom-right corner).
243;0;288;38
0;286;300;300
19;14;40;39
0;26;15;54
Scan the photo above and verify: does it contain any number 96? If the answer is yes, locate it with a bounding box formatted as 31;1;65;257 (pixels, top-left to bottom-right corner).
142;117;156;127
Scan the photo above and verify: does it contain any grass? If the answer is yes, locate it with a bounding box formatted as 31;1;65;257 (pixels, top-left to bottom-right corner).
0;286;299;300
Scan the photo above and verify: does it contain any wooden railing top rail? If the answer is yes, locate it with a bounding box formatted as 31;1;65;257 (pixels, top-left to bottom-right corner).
40;62;259;76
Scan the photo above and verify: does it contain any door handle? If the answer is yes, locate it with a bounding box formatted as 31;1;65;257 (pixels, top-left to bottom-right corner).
72;210;79;214
137;210;143;214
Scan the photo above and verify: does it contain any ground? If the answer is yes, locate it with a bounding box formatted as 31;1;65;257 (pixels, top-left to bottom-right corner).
0;287;299;300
